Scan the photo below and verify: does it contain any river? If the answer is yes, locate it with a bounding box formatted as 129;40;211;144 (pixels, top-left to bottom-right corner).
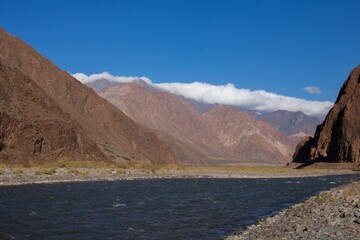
1;174;359;239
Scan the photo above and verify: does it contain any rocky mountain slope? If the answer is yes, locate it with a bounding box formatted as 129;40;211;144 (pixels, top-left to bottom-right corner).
0;27;176;164
99;82;226;165
94;80;296;165
259;110;322;138
293;65;360;164
0;57;104;162
183;102;321;139
202;106;294;164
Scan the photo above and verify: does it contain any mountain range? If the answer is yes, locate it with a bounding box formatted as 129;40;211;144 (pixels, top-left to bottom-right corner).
0;26;327;166
84;78;322;139
86;79;322;165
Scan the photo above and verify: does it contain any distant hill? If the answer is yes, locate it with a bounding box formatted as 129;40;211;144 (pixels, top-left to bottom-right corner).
293;65;360;164
180;101;322;140
85;79;118;93
0;27;176;164
259;110;322;138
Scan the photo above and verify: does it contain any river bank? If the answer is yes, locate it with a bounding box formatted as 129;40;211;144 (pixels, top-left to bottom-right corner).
0;165;357;186
225;180;360;240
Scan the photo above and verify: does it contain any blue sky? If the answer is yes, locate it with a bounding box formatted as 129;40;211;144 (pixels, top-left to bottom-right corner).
1;0;359;105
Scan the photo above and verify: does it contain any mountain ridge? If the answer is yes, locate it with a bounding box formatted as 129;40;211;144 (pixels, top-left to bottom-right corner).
86;78;322;139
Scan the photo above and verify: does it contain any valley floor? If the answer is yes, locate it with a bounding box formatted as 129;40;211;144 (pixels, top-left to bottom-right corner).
225;180;360;240
0;165;357;186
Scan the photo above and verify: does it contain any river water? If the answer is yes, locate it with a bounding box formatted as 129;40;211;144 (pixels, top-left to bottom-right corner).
1;174;359;239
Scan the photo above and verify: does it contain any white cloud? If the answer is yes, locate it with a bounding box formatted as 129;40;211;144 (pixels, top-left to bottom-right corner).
157;82;332;116
304;86;321;94
72;72;333;116
72;72;152;84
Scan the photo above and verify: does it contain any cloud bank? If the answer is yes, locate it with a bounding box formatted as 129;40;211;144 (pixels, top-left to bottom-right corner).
73;72;152;84
72;72;333;116
304;86;321;94
157;82;332;116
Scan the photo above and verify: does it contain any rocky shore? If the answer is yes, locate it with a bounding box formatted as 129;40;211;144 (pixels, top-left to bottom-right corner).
226;181;360;240
0;167;357;186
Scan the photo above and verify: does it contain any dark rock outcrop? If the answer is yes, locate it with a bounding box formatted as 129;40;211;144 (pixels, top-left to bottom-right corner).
293;65;360;163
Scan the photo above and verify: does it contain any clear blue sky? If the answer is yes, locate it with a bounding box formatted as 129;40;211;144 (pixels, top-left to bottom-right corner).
1;0;359;102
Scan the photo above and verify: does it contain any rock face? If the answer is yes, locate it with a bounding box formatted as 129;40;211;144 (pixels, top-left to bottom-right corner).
95;81;296;165
293;65;360;163
0;27;176;164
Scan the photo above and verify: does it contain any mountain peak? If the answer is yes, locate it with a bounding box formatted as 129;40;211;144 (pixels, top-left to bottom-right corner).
132;79;161;93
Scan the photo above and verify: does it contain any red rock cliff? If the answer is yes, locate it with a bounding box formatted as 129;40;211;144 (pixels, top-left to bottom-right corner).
293;65;360;163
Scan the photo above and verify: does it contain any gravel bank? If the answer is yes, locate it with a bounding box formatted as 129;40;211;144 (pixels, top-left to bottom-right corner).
226;181;360;240
0;167;357;186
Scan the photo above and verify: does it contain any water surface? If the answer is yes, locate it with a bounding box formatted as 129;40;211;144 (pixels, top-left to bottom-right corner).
1;174;359;239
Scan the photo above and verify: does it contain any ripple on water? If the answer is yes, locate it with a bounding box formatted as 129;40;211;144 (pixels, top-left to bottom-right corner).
112;203;127;208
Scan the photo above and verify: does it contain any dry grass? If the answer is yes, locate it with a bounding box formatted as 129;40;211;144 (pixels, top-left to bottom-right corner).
34;167;57;175
13;168;24;175
0;164;6;174
345;181;358;196
329;196;339;206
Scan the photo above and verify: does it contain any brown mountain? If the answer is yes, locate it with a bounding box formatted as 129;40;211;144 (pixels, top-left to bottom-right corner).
96;80;296;165
0;57;104;162
99;82;221;165
0;27;176;164
293;65;360;164
202;106;295;164
85;79;118;93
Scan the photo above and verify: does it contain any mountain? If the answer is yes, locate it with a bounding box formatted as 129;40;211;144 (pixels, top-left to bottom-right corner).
98;82;222;165
293;65;360;164
87;79;321;141
259;110;322;138
0;57;104;162
201;106;295;164
85;79;118;93
94;80;296;165
0;27;176;164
